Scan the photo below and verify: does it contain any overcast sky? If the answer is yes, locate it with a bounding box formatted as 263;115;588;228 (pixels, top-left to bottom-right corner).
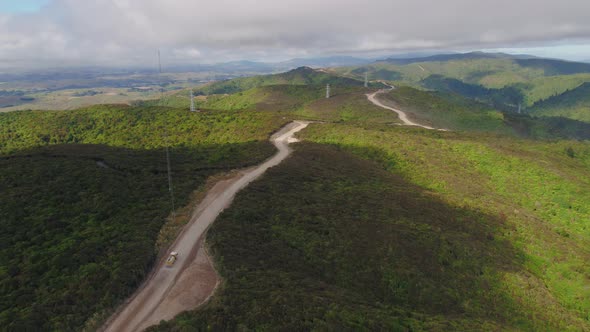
1;0;590;69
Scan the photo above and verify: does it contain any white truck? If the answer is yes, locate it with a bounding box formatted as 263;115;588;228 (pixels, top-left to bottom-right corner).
165;251;179;267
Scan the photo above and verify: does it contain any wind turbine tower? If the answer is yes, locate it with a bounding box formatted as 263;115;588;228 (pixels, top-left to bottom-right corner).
326;84;330;99
364;72;368;88
157;49;176;220
190;90;196;112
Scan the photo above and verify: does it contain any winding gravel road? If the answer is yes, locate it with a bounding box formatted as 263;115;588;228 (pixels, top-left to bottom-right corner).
103;121;309;332
367;86;440;130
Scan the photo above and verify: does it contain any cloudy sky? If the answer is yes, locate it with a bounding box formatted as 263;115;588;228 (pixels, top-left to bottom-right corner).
1;0;589;68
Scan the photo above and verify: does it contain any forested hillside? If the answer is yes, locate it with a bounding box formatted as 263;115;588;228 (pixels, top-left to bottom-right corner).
334;53;590;112
0;105;287;330
151;126;590;331
148;73;590;331
2;64;589;331
532;82;590;123
193;66;377;95
375;86;590;139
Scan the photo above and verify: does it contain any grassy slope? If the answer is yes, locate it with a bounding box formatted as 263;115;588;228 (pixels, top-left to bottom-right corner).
4;63;590;330
155;84;375;118
376;86;590;140
0;105;285;331
336;59;545;86
292;87;399;125
301;124;590;330
532;82;590;123
137;66;367;110
0;104;286;154
149;81;590;330
196;66;371;95
519;74;590;106
149;144;522;331
0;68;384;330
151;139;590;331
336;59;590;106
375;86;513;133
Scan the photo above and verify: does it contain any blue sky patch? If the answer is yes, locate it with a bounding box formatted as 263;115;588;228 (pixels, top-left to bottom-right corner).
0;0;49;14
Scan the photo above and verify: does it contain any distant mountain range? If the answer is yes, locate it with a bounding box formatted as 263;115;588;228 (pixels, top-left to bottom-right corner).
164;56;373;74
375;51;590;75
379;51;538;65
5;51;590;80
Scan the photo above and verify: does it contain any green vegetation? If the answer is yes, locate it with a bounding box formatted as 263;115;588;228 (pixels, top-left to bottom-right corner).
514;58;590;76
377;86;508;133
153;85;312;111
518;74;590;106
299;124;590;330
0;67;386;330
532;82;590;123
421;75;524;111
149;64;589;330
292;87;399;124
196;66;374;95
375;86;590;139
0;104;286;154
335;55;590;110
149;66;387;113
151;140;590;331
337;58;549;87
0;104;287;330
3;62;590;331
149;143;519;331
1;145;212;330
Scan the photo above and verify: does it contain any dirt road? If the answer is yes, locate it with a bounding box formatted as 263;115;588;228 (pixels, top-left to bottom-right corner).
102;121;309;332
367;86;439;130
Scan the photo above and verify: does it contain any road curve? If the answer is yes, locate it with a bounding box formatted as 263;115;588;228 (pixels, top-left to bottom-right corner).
367;86;438;130
103;121;309;332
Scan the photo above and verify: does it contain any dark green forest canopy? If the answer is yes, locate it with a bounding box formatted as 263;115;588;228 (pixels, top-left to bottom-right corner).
1;64;589;331
149;143;590;331
0;105;284;331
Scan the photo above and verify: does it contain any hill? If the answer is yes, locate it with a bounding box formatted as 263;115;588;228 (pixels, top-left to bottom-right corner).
515;58;590;75
420;75;523;111
151;127;590;331
2;66;590;331
531;82;590;123
376;52;590;80
0;105;287;330
375;86;590;140
196;66;373;95
334;53;590;108
277;56;370;68
380;51;530;65
154;84;326;112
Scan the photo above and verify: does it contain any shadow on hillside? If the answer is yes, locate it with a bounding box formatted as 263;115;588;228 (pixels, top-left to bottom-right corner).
2;141;276;173
154;142;531;331
0;141;276;331
504;113;590;140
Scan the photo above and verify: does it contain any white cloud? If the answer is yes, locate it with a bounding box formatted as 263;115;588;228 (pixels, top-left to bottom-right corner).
1;0;589;68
